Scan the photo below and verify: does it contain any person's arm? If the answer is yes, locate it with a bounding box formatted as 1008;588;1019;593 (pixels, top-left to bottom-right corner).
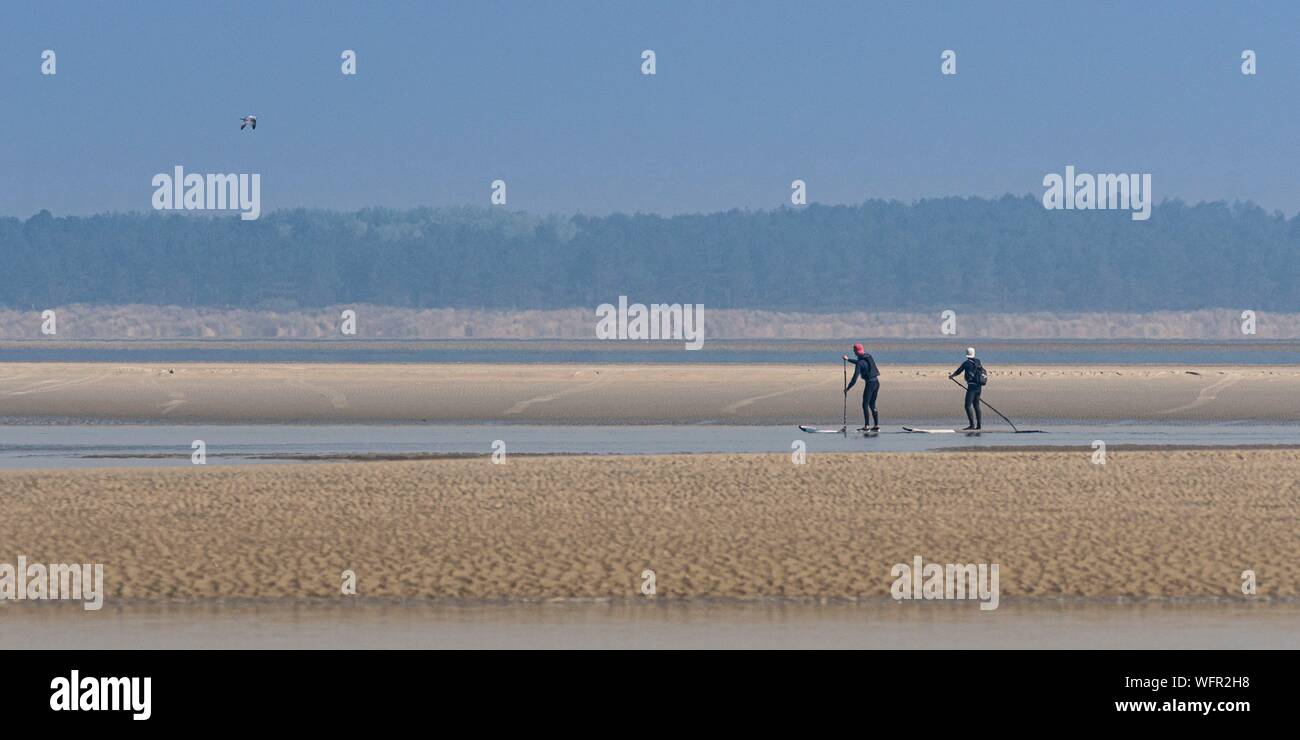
948;360;967;380
842;356;860;391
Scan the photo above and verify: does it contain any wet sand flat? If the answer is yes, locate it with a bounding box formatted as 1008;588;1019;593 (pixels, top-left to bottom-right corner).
0;450;1295;601
0;362;1298;423
5;601;1298;649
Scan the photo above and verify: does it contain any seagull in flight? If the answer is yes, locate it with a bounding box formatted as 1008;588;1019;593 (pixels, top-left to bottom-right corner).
240;115;257;130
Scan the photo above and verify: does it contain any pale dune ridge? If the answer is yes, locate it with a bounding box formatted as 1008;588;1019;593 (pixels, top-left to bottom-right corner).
0;362;1297;422
2;305;1300;339
0;451;1295;602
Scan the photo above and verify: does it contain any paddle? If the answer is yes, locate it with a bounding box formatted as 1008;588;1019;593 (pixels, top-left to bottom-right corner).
949;376;1020;432
841;357;848;434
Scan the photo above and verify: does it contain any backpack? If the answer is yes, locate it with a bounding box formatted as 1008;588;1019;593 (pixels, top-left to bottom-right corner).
971;359;989;386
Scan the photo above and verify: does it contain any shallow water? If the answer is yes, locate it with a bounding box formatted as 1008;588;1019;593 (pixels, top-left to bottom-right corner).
0;421;1297;469
2;600;1295;649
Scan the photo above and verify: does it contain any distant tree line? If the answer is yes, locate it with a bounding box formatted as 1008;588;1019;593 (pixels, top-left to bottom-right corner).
1;197;1295;312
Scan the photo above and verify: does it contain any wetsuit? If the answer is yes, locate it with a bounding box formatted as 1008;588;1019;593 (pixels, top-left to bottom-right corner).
845;353;880;428
950;358;983;429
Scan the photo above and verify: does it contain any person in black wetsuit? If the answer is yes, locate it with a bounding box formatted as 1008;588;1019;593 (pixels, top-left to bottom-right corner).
842;342;880;431
948;347;983;430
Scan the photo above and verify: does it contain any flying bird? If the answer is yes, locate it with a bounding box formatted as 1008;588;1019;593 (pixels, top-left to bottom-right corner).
240;115;257;130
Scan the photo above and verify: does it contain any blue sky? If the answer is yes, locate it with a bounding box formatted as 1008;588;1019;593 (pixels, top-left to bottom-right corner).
3;1;1299;217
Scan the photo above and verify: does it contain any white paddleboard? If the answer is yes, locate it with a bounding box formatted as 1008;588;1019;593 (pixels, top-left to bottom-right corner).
902;427;956;434
798;425;845;434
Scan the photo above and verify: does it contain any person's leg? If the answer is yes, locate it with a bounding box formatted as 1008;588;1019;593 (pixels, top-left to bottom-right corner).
867;381;879;428
860;386;871;429
973;387;983;429
963;387;977;429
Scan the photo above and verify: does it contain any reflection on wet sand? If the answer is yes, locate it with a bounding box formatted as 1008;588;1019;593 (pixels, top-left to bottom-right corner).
4;600;1296;649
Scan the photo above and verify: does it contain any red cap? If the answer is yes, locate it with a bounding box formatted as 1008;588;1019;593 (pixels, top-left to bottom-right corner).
853;343;865;355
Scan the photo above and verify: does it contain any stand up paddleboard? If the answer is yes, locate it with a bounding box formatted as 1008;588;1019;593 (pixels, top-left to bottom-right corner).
902;427;1045;434
798;425;846;434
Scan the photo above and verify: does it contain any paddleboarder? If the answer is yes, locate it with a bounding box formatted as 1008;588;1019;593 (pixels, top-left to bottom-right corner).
842;343;880;431
948;347;985;430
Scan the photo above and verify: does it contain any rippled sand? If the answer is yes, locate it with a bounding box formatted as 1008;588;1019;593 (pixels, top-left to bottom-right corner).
0;450;1295;601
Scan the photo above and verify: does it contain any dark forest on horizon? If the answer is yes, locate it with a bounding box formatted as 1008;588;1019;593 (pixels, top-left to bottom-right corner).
2;196;1295;313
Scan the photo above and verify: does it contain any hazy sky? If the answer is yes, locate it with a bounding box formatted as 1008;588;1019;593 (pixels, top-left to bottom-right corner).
4;1;1299;217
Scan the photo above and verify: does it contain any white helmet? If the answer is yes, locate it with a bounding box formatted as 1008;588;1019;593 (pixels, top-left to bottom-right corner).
965;347;976;358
